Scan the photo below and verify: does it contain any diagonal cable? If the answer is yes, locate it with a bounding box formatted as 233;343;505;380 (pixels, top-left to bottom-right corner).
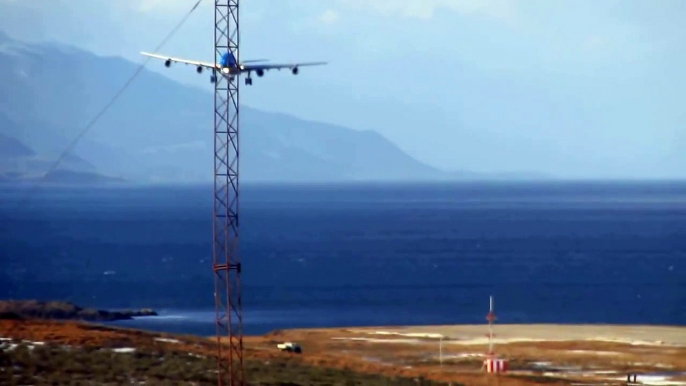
15;0;204;208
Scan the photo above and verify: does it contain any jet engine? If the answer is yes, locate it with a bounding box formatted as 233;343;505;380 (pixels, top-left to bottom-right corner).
256;69;264;77
165;59;171;67
197;66;203;74
292;66;299;75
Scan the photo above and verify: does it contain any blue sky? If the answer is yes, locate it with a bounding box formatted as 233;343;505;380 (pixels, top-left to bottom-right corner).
1;0;685;178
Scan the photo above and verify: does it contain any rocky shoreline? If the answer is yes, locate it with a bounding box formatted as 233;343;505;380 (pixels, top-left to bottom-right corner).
0;300;157;322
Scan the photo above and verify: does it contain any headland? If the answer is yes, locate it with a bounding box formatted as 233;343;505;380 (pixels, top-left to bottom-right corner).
0;300;157;322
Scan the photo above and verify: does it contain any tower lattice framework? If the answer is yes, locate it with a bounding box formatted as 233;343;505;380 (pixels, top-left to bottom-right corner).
213;1;244;385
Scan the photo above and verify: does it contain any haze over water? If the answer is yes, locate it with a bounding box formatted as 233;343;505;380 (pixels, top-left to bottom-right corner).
1;181;684;335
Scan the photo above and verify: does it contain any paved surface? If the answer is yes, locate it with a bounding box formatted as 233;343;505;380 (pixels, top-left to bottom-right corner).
341;324;686;346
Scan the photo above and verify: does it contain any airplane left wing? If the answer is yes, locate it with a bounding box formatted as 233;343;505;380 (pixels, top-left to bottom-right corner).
141;52;217;69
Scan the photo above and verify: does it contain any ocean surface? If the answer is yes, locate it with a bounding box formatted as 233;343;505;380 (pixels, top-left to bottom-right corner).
0;181;684;336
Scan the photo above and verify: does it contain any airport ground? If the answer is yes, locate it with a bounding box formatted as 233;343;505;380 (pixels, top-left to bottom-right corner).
248;324;686;385
1;318;685;385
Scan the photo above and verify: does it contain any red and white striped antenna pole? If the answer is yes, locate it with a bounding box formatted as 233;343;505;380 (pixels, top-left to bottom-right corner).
486;295;496;357
484;295;508;374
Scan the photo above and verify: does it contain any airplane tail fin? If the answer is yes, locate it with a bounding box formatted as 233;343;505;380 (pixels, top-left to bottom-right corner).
219;52;237;67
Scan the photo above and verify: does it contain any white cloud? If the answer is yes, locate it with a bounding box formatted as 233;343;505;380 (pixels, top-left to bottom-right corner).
319;9;339;25
339;0;516;21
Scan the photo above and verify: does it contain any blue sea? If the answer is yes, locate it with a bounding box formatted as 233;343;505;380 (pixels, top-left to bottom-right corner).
0;181;684;336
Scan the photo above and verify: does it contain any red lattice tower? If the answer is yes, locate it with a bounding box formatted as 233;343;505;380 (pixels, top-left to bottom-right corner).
213;1;244;385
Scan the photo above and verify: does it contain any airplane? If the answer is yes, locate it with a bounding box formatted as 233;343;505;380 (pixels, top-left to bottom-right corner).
140;51;327;85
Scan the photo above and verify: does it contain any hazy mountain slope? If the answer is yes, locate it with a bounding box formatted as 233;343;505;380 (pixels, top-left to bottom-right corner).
0;132;34;159
241;109;444;181
0;35;454;183
0;32;540;183
0;132;34;180
0;112;107;183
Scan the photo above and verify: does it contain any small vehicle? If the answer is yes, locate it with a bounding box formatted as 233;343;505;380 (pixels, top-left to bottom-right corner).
276;342;302;353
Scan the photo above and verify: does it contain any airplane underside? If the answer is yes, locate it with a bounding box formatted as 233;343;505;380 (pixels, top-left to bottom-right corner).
162;56;303;86
212;67;299;86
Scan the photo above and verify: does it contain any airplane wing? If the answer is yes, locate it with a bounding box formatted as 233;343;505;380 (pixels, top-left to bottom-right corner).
141;52;217;69
241;59;270;63
240;61;327;71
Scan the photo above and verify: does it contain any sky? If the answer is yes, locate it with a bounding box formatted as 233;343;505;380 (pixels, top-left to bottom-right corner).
1;0;685;178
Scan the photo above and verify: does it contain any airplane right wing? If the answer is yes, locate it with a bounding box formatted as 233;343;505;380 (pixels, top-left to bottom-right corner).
240;61;328;71
141;52;218;70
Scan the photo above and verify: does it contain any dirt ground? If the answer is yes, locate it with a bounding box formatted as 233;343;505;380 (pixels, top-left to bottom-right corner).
2;319;684;385
241;324;686;386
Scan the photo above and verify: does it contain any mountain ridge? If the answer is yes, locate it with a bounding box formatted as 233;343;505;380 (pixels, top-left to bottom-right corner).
0;32;548;184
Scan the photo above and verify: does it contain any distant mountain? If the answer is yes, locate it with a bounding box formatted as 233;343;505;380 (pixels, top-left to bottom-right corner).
0;132;34;159
447;170;551;181
0;132;32;181
0;32;545;184
40;170;125;185
0;112;109;183
240;110;447;182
